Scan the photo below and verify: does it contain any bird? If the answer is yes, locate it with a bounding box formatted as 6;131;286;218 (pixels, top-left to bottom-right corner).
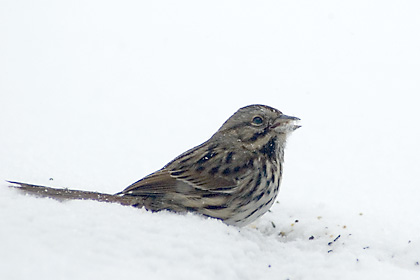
9;104;300;227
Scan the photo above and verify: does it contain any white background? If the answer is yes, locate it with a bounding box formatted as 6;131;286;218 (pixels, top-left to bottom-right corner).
1;1;419;279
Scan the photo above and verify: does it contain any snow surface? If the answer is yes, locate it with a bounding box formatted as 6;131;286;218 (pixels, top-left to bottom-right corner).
1;1;420;279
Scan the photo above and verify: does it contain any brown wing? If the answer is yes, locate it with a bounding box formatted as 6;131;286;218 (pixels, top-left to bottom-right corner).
120;169;178;195
120;141;240;196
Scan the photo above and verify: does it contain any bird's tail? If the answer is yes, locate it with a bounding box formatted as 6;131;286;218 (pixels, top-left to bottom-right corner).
7;181;136;206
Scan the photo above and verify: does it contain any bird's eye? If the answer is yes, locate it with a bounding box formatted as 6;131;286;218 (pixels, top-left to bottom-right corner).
252;116;263;125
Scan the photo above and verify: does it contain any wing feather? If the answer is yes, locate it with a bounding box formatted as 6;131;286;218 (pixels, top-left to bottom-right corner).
120;141;243;196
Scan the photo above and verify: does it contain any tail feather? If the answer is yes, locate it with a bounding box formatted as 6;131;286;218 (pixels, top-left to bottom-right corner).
8;181;136;206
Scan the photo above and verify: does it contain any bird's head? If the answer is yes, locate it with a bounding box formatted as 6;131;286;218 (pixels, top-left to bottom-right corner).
215;104;300;151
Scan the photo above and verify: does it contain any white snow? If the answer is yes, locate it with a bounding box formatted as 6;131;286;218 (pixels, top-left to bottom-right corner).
1;1;420;279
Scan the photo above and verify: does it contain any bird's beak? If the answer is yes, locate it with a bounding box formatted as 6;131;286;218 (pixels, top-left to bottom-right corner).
271;114;301;131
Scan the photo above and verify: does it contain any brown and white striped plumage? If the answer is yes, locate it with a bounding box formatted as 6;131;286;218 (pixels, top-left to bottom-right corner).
10;104;300;227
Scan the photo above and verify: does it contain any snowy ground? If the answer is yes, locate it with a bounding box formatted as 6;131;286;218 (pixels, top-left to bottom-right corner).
1;1;420;279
